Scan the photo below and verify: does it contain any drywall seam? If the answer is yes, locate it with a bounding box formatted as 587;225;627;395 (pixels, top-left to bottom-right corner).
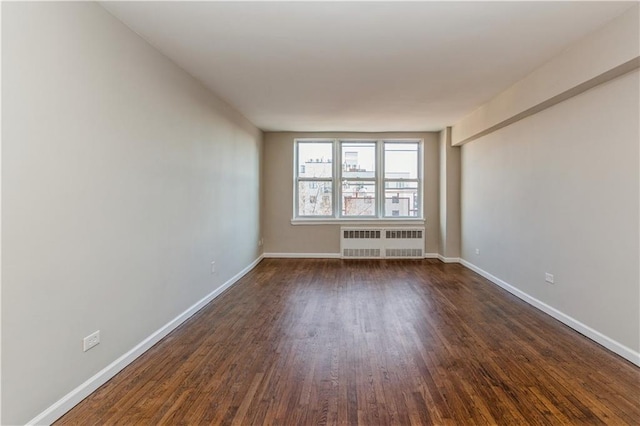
454;57;640;145
26;255;265;426
459;258;640;367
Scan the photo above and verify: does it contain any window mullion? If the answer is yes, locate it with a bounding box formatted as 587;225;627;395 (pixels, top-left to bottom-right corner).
418;141;423;218
342;178;376;182
333;139;342;219
377;140;384;218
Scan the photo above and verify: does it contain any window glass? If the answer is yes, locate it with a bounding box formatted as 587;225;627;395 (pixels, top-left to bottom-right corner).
384;182;419;217
342;181;376;216
298;142;333;178
384;143;418;179
341;142;376;179
298;181;333;216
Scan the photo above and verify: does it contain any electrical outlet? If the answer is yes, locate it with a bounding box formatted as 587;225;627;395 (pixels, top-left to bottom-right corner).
83;330;100;352
258;238;263;247
545;273;554;284
475;248;480;255
211;261;216;273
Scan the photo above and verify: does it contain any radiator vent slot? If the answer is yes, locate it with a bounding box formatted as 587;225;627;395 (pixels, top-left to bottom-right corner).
343;248;381;258
386;248;423;258
386;230;422;239
343;230;381;239
340;227;425;259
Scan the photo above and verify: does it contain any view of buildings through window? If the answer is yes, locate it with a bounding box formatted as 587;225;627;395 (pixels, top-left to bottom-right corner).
295;140;421;218
296;142;333;216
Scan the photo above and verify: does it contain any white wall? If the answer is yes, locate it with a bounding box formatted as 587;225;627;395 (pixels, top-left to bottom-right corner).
2;3;262;424
460;69;639;357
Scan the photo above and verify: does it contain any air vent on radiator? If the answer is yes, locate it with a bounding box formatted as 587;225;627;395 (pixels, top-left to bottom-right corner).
386;248;424;258
386;230;422;239
343;248;382;258
343;230;381;239
341;227;425;259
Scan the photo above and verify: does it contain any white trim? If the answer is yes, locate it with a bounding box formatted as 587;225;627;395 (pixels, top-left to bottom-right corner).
375;140;383;217
263;252;341;259
26;255;265;426
263;253;445;260
0;5;3;421
459;258;640;367
291;219;425;226
437;254;460;263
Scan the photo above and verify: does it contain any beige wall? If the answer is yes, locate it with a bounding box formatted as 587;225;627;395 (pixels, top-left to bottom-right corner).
438;127;461;259
263;132;440;255
460;69;639;355
453;4;639;145
2;3;262;424
3;3;637;424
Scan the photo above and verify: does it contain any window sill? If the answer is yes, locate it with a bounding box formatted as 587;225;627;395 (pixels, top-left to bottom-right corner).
291;218;425;226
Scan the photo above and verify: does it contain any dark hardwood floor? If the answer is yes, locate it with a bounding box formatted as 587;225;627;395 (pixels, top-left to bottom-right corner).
56;258;640;425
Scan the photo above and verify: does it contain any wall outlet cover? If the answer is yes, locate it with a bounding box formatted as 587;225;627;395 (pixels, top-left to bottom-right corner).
83;330;100;352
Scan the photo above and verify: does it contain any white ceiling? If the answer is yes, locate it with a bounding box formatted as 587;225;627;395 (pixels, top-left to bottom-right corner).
101;1;633;132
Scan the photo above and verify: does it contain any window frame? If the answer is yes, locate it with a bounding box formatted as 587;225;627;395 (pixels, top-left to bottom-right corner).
293;138;424;223
294;140;335;218
382;140;422;218
339;140;378;218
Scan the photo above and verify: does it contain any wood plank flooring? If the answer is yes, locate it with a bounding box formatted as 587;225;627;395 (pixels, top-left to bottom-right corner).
56;259;640;425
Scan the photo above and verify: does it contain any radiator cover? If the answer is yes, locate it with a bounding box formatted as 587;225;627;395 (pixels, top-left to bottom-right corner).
340;227;425;259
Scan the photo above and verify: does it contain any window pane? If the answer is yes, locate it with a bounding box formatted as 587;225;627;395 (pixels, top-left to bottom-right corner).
298;142;333;178
384;143;418;179
298;181;333;216
342;181;376;216
384;182;418;217
341;141;376;179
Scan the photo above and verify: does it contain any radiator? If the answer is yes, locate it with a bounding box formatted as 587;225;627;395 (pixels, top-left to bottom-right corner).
340;227;425;259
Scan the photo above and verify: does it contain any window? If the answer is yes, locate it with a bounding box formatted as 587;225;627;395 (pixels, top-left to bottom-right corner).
383;142;420;217
341;141;376;217
294;139;422;220
296;141;333;216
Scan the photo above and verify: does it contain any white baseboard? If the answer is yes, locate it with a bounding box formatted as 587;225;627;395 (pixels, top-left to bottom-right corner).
437;254;460;263
459;258;640;367
266;253;443;260
263;252;341;259
264;253;456;262
27;255;265;426
27;253;638;425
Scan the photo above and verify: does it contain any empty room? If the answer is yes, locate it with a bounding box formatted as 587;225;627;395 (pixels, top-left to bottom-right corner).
2;1;639;425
